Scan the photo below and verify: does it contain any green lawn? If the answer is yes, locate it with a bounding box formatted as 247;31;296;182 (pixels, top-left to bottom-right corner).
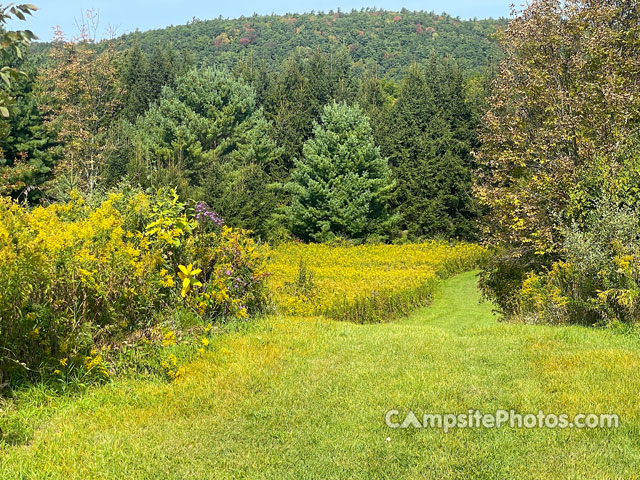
2;271;640;479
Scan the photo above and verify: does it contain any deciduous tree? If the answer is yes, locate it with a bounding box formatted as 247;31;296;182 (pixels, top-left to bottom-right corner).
38;12;123;195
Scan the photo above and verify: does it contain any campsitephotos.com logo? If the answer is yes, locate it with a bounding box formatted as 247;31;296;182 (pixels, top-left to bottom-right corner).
385;409;620;433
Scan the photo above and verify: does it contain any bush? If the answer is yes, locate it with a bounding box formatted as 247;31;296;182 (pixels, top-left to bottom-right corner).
520;204;640;326
0;189;268;386
477;248;551;318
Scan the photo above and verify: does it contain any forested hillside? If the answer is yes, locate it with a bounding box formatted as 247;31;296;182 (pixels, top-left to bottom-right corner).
114;9;504;76
3;7;494;247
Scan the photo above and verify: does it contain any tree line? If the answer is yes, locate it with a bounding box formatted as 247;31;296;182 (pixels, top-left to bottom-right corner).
1;9;492;244
110;8;505;78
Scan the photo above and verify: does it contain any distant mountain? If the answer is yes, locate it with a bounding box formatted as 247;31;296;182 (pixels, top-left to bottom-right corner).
116;8;506;76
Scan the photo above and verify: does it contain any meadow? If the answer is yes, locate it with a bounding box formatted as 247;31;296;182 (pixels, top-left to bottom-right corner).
268;241;487;322
2;271;639;479
2;1;640;477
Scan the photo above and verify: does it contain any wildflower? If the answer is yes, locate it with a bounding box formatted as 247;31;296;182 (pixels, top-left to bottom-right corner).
85;355;103;370
160;273;175;288
201;337;209;347
178;264;203;297
236;306;249;319
162;330;176;346
194;202;225;227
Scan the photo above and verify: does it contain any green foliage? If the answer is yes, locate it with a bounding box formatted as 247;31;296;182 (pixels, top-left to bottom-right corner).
121;67;281;237
0;54;57;201
0;3;38;117
37;26;124;197
477;0;640;257
119;40;193;122
7;10;496;245
521;204;640;326
285;102;395;242
117;9;504;78
0;188;269;387
244;47;360;177
478;248;550;318
287;259;316;299
477;0;640;325
377;61;478;239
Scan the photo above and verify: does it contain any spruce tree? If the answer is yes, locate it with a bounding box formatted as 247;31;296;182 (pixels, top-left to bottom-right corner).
380;62;477;239
286;102;394;242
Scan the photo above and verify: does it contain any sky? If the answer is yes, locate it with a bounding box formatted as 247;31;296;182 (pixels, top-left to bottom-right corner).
13;1;513;42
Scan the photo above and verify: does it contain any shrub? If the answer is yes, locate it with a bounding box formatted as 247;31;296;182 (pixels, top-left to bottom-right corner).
520;204;640;326
477;248;551;318
0;189;268;386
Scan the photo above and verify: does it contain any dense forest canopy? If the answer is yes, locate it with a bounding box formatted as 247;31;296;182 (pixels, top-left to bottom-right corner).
89;9;504;76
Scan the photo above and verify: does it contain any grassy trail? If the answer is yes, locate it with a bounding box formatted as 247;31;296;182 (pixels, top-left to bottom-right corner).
2;272;640;479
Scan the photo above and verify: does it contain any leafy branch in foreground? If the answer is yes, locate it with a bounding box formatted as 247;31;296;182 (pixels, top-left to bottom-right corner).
0;3;38;117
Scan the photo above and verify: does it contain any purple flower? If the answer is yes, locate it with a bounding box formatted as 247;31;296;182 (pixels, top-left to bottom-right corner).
233;277;248;291
194;202;224;227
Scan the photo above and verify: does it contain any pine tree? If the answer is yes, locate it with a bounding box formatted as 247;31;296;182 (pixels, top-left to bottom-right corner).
129;67;281;236
120;40;151;121
265;52;313;172
286;102;395;242
263;49;358;176
0;56;58;201
379;62;477;239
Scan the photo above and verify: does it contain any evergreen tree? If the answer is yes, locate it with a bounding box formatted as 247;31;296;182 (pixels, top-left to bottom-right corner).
263;49;359;176
379;62;477;239
120;40;151;122
0;55;58;201
265;52;313;172
286;102;395;242
128;67;281;236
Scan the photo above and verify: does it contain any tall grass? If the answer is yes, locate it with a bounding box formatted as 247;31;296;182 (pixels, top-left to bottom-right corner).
269;242;488;323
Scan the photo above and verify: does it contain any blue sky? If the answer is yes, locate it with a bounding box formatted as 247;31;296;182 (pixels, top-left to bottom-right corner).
14;1;512;41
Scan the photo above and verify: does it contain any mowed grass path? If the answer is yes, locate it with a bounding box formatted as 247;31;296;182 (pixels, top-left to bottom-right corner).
3;272;640;479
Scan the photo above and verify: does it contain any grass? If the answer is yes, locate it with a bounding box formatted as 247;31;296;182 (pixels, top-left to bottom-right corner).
2;271;640;479
268;241;486;321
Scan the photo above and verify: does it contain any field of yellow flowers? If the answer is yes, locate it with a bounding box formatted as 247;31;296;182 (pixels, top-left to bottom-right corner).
0;189;268;386
268;241;487;322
